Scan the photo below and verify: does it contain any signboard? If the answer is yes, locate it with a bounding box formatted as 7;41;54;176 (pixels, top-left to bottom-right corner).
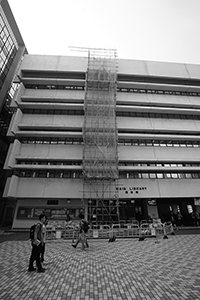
147;199;157;206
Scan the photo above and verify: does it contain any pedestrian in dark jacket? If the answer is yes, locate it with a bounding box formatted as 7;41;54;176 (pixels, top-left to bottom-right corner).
28;213;46;273
72;213;89;250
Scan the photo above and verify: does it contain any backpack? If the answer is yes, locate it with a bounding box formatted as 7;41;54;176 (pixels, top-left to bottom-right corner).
29;224;36;240
29;223;41;240
81;220;89;233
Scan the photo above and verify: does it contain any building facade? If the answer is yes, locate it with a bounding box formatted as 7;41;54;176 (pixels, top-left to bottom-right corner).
3;52;200;229
0;0;27;225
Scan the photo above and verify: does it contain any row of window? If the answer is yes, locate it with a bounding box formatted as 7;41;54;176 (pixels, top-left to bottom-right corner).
17;160;82;166
121;172;200;179
25;84;84;90
0;47;17;89
117;88;200;97
117;112;200;120
118;140;200;147
16;160;200;168
0;13;18;88
22;109;200;121
19;137;200;148
24;84;200;97
0;83;18;136
16;170;83;178
23;109;84;115
20;137;83;145
119;163;200;167
15;170;200;179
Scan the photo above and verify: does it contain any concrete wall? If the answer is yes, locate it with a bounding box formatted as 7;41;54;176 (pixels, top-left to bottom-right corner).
16;85;200;109
20;55;87;73
20;54;200;81
117;92;200;108
21;114;83;128
4;175;200;199
4;142;200;169
119;145;200;162
7;112;200;136
118;179;200;198
22;88;84;103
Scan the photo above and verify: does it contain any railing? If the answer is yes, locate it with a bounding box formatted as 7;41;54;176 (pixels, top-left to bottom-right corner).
46;221;175;241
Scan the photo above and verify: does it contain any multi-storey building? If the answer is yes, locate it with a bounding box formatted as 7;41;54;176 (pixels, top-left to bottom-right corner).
4;51;200;229
0;0;27;225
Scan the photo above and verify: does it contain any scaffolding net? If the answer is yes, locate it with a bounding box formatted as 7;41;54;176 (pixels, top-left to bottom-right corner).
83;48;119;225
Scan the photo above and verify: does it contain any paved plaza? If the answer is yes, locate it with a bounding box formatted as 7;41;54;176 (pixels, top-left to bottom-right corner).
0;234;200;300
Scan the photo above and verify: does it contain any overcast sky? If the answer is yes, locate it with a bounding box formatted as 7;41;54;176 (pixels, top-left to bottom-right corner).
8;0;200;65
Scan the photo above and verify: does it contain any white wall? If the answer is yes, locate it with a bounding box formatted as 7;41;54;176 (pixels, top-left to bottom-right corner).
4;175;200;199
20;55;88;73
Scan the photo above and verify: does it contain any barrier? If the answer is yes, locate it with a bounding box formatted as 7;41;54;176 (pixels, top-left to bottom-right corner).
46;221;175;241
139;223;152;241
110;223;140;239
152;221;174;242
164;222;175;236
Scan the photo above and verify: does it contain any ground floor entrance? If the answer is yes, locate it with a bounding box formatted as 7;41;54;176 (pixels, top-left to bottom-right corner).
87;199;147;225
10;197;200;229
87;197;200;226
157;197;200;226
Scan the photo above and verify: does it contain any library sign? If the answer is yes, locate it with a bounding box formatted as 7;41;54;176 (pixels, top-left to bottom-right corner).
116;186;147;194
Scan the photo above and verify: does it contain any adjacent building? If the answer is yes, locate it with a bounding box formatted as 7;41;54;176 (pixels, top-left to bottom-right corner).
0;0;27;225
3;51;200;229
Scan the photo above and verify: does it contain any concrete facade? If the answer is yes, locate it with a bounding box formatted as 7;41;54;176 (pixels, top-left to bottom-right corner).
3;54;200;228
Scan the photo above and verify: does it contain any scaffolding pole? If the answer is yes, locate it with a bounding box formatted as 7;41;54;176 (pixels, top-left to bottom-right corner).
82;48;119;225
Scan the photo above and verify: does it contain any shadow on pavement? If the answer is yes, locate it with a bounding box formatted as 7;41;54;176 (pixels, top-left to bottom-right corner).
0;231;29;243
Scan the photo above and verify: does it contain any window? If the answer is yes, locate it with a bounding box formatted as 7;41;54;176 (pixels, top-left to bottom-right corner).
149;173;156;179
192;173;199;179
38;171;47;178
165;173;171;179
146;141;152;146
154;141;160;147
160;141;166;147
157;173;164;179
185;173;192;179
167;141;173;147
171;173;178;179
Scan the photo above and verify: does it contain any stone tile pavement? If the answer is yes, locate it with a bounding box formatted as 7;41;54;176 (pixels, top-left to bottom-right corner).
0;235;200;300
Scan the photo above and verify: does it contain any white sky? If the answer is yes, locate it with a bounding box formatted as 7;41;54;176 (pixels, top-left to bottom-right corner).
8;0;200;64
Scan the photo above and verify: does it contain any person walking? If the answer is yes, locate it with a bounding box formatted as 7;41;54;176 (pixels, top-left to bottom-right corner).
72;213;89;250
28;213;46;273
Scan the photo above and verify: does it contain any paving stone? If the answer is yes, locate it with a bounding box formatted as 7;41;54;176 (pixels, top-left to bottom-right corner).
0;236;200;299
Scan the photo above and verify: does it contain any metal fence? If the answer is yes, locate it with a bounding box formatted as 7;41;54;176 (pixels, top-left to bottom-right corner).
46;220;175;241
